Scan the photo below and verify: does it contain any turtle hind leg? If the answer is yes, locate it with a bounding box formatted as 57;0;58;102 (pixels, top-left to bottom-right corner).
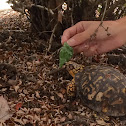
92;111;120;125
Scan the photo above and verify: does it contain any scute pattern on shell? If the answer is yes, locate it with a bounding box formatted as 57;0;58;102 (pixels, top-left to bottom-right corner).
75;65;126;116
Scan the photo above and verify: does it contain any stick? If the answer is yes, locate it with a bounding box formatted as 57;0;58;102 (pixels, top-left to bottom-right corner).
47;23;58;52
31;4;54;15
90;0;110;41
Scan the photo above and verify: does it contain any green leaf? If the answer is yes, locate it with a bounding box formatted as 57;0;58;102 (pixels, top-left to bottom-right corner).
59;43;73;68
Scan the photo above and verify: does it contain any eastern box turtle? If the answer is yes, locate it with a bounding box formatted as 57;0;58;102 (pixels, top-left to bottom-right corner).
66;61;126;117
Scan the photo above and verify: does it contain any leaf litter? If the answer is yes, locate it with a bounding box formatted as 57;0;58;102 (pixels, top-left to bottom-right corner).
0;9;125;126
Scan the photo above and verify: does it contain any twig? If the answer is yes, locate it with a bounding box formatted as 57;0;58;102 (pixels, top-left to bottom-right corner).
6;30;25;32
39;31;52;33
101;0;108;22
71;1;74;26
47;23;58;52
52;1;65;11
31;4;54;15
24;9;31;22
90;0;110;41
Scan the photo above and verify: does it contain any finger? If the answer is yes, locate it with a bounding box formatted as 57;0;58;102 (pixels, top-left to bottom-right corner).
73;42;98;56
92;36;124;55
61;22;86;44
67;28;91;47
82;36;124;56
83;45;98;56
73;41;90;53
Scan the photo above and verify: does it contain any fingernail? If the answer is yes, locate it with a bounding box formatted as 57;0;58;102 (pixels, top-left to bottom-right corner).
61;36;67;44
67;39;75;46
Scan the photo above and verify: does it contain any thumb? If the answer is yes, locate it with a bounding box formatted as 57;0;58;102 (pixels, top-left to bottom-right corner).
67;30;90;47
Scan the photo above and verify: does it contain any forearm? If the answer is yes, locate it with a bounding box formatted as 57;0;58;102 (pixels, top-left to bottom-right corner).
118;17;126;35
117;16;126;24
116;17;126;45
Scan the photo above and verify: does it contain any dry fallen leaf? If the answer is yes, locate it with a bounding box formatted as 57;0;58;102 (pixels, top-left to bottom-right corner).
15;103;23;111
13;85;19;92
35;91;40;98
56;93;64;99
60;116;66;122
68;113;73;119
50;96;55;100
13;117;24;125
0;96;12;122
96;119;108;126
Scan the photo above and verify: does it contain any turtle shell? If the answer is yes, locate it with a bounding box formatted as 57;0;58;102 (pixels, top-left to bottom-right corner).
75;65;126;116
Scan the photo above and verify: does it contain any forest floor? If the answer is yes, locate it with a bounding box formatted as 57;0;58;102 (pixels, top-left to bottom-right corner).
0;9;126;126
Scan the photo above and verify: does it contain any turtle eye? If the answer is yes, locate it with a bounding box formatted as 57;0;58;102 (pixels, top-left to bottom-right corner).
68;64;75;70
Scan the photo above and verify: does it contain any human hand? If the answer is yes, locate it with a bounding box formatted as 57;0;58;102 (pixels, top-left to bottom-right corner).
61;20;126;56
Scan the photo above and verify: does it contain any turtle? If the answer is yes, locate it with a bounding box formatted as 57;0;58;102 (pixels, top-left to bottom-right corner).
66;61;126;117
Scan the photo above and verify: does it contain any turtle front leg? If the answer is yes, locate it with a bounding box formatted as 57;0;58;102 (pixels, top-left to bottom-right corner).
67;79;76;98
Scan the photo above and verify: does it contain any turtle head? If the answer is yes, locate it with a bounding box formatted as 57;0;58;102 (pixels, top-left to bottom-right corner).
66;61;84;77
